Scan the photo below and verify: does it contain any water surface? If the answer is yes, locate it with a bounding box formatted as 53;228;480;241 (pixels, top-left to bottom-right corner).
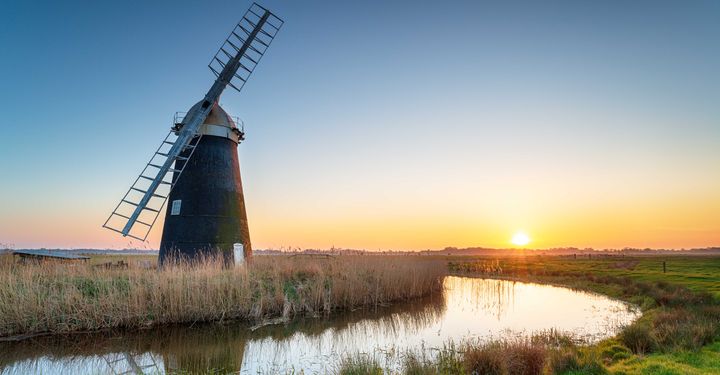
0;276;639;374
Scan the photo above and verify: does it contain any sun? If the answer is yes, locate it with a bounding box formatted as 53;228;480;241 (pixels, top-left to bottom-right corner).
511;231;531;247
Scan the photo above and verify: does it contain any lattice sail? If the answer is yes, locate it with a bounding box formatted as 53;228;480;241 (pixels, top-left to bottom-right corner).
104;130;202;241
209;3;284;92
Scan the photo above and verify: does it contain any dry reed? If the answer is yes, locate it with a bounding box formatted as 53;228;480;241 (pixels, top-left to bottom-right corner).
0;254;445;338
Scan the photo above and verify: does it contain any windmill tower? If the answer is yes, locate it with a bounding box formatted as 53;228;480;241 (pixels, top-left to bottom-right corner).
103;3;283;265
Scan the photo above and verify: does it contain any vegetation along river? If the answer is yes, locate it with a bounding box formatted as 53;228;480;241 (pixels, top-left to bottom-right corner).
0;276;640;374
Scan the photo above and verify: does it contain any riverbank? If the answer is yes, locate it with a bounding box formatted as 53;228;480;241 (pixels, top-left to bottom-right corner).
468;255;720;374
340;255;720;374
0;254;445;339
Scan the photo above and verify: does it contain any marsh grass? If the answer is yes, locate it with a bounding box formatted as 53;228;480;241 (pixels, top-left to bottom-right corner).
0;254;445;338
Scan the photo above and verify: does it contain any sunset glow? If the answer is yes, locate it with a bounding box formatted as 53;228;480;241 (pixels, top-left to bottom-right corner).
511;231;531;247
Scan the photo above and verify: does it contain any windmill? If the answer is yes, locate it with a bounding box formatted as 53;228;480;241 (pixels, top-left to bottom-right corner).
103;3;283;265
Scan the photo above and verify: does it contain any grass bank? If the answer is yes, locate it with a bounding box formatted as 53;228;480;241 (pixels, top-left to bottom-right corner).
450;256;720;374
0;254;445;339
340;255;720;374
339;331;604;375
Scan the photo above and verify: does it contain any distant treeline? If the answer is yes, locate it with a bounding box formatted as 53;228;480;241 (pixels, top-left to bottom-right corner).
424;246;720;257
2;246;718;257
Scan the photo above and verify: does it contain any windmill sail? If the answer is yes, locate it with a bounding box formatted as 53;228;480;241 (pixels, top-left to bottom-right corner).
104;3;283;241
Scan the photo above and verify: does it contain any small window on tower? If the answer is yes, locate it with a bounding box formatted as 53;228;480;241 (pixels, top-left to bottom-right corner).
171;200;182;215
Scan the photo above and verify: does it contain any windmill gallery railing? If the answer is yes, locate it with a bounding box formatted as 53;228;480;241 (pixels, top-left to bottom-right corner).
174;112;244;133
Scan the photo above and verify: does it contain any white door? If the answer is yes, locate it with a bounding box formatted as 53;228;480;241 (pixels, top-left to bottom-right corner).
233;243;245;266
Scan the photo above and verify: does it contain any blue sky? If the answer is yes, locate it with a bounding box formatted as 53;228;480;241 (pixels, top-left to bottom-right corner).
1;0;718;249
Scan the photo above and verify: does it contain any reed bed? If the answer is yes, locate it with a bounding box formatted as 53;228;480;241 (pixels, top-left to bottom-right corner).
0;254;445;338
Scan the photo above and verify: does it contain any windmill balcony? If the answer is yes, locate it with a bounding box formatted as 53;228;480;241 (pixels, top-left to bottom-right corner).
173;111;244;133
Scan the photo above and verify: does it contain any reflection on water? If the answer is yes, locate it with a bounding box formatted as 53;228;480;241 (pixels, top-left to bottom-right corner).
0;277;639;374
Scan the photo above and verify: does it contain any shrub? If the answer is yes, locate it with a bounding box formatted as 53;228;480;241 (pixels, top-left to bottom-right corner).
547;348;581;374
547;348;608;375
463;343;504;375
462;339;546;375
652;308;719;351
596;340;632;364
620;323;656;355
505;344;546;375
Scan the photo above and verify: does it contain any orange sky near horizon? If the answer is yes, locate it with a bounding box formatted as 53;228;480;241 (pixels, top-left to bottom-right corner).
2;161;718;250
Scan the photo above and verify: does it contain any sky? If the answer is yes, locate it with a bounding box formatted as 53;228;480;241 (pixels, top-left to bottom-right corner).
0;0;718;250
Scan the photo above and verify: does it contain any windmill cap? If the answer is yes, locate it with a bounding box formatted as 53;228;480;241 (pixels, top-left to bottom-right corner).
180;101;244;144
185;100;236;128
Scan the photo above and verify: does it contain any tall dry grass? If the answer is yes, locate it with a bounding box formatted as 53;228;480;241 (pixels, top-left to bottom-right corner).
0;254;445;338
